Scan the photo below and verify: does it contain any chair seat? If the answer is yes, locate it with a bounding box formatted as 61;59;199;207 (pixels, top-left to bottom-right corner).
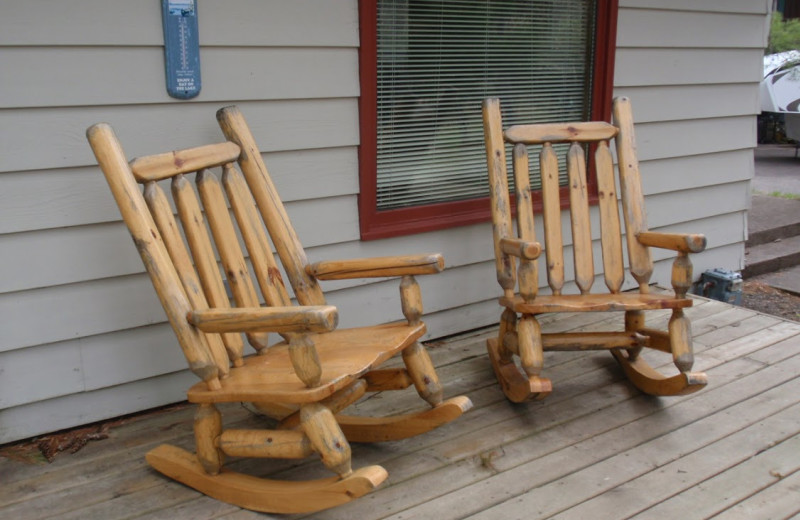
500;292;693;314
187;321;425;404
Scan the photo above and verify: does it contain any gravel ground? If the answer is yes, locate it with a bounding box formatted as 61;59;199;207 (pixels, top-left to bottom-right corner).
739;279;800;322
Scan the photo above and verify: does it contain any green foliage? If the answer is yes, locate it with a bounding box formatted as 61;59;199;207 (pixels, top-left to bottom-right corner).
768;12;800;54
767;190;800;200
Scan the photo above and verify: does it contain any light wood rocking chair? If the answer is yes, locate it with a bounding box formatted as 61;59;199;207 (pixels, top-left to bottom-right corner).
86;106;471;514
482;96;708;403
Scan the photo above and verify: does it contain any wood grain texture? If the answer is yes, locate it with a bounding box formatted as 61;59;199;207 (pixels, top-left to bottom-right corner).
481;95;713;403
197;170;270;351
504;122;618;145
399;275;424;326
482;98;516;298
512;143;539;302
499;238;542;261
613;97;653;288
336;396;473;442
130;143;240;182
222;163;292;308
2;298;797;517
637;231;707;253
308;254;444;280
487;337;552;403
595;141;625;293
145;444;386;514
539;143;565;295
300;403;351;476
500;293;693;314
194;403;223;475
186;322;425;404
216;105;326;306
217;429;312;459
402;341;443;406
567;142;594;294
517;315;544;378
86;123;220;387
144;181;232;374
188;306;338;334
278;379;368;430
172;174;247;361
85;111;471;513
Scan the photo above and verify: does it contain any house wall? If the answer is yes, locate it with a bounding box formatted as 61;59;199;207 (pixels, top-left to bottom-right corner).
0;0;770;443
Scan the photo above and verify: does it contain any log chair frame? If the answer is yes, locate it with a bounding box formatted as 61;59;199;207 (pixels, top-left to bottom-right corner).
482;96;708;402
86;106;471;514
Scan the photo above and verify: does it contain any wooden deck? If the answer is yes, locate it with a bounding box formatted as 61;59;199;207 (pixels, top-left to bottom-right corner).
2;296;800;519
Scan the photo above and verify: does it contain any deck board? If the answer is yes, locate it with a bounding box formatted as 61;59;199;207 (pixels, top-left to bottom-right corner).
1;296;798;520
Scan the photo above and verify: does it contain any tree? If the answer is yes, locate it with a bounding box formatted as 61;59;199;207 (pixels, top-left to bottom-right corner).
768;12;800;55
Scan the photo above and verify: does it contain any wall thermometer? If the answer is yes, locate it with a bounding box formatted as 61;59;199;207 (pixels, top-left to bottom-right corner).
161;0;201;99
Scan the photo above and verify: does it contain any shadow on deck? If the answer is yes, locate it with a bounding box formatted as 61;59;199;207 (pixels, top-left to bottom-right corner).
2;296;799;520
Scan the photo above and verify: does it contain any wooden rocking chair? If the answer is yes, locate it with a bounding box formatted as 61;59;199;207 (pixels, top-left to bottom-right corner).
482;97;708;403
86;106;471;514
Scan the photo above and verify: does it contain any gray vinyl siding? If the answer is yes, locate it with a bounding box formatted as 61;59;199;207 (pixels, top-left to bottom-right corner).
0;1;770;443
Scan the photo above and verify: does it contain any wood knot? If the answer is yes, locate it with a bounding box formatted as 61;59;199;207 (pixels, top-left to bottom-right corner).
172;151;185;169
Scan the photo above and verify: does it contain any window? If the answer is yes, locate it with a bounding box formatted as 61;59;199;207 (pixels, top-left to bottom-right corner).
359;0;618;239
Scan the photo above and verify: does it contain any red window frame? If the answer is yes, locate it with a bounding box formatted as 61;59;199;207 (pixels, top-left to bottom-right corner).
358;0;619;241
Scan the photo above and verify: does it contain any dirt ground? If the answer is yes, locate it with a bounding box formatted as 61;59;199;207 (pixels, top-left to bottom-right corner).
740;279;800;322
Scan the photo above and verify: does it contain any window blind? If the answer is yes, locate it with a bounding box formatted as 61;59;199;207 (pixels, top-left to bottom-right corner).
375;0;596;210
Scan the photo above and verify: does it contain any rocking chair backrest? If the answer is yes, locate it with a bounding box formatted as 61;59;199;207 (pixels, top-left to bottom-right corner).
482;96;654;301
216;106;326;307
86;107;319;389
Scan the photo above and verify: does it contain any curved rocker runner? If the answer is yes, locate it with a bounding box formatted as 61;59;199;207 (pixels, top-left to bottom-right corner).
482;96;708;402
86;106;472;514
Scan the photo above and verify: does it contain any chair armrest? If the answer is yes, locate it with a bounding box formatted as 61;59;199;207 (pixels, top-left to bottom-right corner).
636;232;706;253
306;253;444;280
188;306;338;334
499;238;542;261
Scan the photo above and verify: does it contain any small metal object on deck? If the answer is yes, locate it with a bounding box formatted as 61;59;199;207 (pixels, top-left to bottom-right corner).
692;268;744;305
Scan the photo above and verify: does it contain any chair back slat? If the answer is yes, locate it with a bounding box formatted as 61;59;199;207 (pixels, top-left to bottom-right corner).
595;141;624;293
86;124;221;388
222;164;292;309
144;181;232;374
171;174;247;362
216;106;326;306
130;142;241;182
483;97;659;302
196;170;270;351
482;99;517;299
539;143;565;296
567;142;594;294
512;144;538;302
504;121;618;145
612;97;653;289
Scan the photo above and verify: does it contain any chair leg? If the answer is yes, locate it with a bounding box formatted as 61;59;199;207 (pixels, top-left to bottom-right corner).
402;341;444;406
517;315;544;378
145;400;388;514
301;403;352;477
625;310;645;361
612;308;705;396
497;308;517;363
194;403;223;475
669;308;694;372
487;313;551;403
